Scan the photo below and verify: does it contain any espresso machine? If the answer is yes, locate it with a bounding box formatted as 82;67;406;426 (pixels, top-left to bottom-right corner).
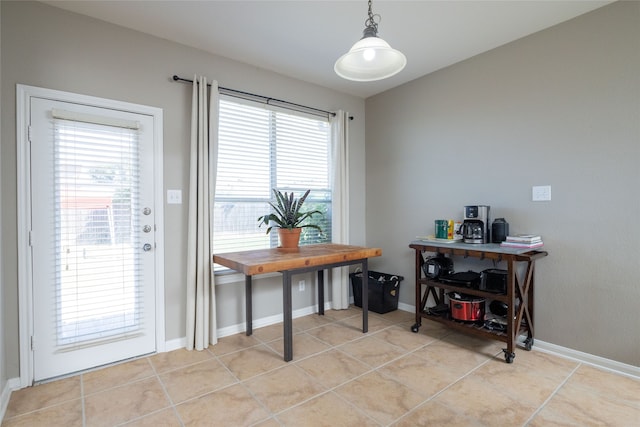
459;205;490;244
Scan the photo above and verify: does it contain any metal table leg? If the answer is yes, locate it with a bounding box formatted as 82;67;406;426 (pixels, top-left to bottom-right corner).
361;259;368;333
317;270;325;315
283;271;293;362
245;275;252;336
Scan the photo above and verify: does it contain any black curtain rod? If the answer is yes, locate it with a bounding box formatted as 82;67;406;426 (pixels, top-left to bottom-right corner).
172;75;353;120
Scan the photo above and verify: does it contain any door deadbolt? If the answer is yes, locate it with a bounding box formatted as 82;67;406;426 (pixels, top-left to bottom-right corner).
142;207;151;215
143;243;152;252
143;225;152;233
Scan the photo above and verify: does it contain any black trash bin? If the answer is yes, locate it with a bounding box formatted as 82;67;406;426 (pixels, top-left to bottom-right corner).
350;270;404;314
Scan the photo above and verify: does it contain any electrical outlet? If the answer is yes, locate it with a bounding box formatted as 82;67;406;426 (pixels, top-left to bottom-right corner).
167;189;182;204
298;280;305;292
532;185;551;201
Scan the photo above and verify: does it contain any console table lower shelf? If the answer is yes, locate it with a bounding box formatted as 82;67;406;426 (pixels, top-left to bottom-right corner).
409;241;548;363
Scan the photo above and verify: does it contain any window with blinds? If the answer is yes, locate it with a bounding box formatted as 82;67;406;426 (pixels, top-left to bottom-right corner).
54;115;142;346
214;98;332;265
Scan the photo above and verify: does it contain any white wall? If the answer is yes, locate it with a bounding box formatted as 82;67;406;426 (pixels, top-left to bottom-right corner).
0;1;366;379
365;1;640;366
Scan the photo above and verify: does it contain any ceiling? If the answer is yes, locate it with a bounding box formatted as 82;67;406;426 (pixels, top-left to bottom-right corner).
42;1;612;98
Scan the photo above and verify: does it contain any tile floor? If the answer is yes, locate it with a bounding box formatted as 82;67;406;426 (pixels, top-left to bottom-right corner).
3;307;639;426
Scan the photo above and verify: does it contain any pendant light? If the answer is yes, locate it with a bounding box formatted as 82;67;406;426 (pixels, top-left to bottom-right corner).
334;0;406;82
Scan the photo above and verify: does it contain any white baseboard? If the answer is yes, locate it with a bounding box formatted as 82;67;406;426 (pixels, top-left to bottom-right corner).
397;301;414;314
163;301;334;352
1;378;21;421
533;340;640;379
164;337;187;353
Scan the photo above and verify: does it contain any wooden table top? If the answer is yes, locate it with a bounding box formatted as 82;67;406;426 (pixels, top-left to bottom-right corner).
213;243;382;276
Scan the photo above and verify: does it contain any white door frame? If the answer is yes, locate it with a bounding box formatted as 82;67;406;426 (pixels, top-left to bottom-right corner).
16;84;165;387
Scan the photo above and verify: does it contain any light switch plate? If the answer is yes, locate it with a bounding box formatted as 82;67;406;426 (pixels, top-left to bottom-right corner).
167;189;182;204
532;185;551;201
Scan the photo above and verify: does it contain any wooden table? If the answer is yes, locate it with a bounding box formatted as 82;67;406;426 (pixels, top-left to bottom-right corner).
213;243;382;361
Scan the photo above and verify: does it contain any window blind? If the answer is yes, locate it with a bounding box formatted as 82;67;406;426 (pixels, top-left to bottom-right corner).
54;117;142;347
214;97;332;262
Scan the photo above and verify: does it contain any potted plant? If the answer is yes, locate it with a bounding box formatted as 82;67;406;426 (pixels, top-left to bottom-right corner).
258;189;323;249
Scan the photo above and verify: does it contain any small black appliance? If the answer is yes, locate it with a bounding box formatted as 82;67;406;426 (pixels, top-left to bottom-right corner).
439;271;481;289
480;268;507;294
491;218;509;243
422;254;454;279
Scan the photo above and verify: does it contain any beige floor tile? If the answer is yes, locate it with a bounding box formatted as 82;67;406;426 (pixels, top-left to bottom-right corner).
83;357;155;395
218;344;287;381
529;381;640;426
470;354;575;407
413;321;453;340
510;348;579;380
244;364;326;413
5;316;637;427
1;399;83;427
148;348;213;374
335;371;426;425
392;400;483;427
252;322;298;343
84;377;170;427
4;376;81;418
434;376;538;426
371;308;415;325
441;331;504;356
295;349;371;389
304;322;365;346
292;313;333;331
160;358;238;403
276;391;379;426
412;339;494;375
369;324;439;352
265;332;331;360
566;364;640;407
252;417;282;427
176;384;270;426
378;354;461;398
337;335;406;368
338;312;395;333
207;332;262;357
121;408;183;426
321;306;361;322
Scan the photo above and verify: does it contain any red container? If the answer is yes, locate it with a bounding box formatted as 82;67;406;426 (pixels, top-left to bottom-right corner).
448;293;485;321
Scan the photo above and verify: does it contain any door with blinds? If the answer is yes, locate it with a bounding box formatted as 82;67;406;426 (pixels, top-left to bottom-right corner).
29;97;157;381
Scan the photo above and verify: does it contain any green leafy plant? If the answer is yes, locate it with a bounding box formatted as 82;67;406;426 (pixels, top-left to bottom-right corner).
258;189;323;235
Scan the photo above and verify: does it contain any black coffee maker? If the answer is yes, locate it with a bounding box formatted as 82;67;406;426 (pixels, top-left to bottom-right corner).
459;205;490;244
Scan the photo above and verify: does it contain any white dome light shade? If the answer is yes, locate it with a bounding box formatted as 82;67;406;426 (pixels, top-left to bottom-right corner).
334;36;407;82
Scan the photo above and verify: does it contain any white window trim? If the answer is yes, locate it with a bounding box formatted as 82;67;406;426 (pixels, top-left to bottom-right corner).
16;84;165;387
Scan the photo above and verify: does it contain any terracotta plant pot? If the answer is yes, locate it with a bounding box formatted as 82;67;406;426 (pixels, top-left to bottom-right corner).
278;228;301;249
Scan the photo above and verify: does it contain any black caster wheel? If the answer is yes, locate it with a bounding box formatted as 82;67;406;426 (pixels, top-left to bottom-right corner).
524;338;534;351
503;349;515;363
411;323;420;333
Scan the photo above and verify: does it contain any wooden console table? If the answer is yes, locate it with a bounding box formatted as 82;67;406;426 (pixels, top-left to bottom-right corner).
409;240;547;363
213;243;382;361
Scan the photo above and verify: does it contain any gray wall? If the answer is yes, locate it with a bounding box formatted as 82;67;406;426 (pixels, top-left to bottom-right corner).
0;0;6;396
365;1;639;366
0;1;366;379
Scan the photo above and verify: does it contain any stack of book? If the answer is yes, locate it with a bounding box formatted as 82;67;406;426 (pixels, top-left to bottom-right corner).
500;234;544;248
